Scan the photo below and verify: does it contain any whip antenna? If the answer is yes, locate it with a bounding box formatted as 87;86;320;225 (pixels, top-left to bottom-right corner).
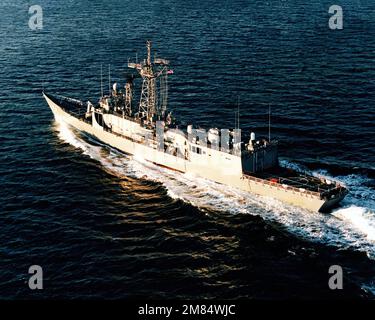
100;64;103;97
268;104;271;142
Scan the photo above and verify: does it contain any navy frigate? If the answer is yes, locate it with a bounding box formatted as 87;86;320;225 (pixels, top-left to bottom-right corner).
43;41;348;212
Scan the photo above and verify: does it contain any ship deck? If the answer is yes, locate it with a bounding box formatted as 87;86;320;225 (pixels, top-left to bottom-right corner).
44;92;88;118
45;92;347;202
246;166;344;198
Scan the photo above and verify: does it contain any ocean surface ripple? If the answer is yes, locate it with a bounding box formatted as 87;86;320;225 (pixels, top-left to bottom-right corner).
0;0;374;299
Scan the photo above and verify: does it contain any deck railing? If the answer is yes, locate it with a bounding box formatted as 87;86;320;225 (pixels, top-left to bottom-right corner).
242;174;323;198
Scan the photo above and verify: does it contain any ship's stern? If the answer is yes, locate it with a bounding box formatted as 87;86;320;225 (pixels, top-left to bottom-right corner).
318;185;349;213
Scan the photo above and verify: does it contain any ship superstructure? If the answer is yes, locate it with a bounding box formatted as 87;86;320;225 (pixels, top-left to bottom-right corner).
43;41;348;212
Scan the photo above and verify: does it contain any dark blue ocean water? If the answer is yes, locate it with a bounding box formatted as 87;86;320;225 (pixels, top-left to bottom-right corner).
0;0;374;299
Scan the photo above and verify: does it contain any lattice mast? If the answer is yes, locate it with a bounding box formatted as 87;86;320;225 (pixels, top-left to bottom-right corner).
128;40;170;123
124;78;133;116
